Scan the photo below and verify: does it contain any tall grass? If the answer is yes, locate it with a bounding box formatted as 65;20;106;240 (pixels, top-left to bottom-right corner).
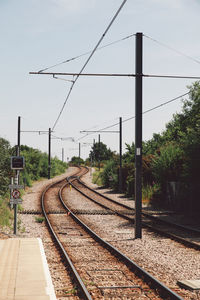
92;168;103;186
0;197;13;227
142;183;160;206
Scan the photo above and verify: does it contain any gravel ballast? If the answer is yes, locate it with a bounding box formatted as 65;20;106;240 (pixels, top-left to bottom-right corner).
1;167;200;299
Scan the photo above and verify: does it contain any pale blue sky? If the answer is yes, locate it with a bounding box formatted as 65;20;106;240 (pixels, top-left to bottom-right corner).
0;0;200;160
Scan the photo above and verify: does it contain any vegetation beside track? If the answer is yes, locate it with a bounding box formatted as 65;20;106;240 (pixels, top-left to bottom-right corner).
0;141;68;229
89;81;200;213
91;168;103;186
20;145;68;186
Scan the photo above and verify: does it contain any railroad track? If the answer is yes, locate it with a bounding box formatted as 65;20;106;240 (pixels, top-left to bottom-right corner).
41;166;183;299
69;175;200;251
43;166;182;299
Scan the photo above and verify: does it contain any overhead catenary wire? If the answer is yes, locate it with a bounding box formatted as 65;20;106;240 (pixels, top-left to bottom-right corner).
144;34;200;65
51;0;128;131
53;75;74;83
37;32;200;74
76;91;190;141
38;33;135;73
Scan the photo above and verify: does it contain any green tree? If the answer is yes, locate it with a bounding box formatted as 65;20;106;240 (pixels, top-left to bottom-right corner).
122;142;135;163
101;159;118;189
143;133;165;156
0;138;12;195
70;156;84;165
151;143;184;184
89;142;113;163
20;145;67;185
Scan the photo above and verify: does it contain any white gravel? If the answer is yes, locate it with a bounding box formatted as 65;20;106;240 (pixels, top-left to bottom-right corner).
3;167;200;300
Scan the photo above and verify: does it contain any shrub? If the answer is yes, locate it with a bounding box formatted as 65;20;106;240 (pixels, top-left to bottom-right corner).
0;196;13;227
151;143;184;184
35;216;45;223
101;160;118;190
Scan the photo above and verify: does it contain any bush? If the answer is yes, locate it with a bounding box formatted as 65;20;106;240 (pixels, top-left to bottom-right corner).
151;143;184;184
20;145;68;185
101;160;118;190
0;138;12;196
35;216;45;223
92;168;103;186
142;183;161;206
0;196;13;227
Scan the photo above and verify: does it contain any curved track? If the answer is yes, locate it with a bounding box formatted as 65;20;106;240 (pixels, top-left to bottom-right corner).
70;175;200;251
41;166;183;299
41;166;92;299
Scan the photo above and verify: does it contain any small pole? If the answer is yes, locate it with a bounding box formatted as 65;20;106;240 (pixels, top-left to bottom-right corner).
90;153;92;176
135;32;143;239
62;148;64;162
13;175;18;235
79;143;81;165
17;116;20;156
10;177;14;209
93;139;95;167
98;134;100;171
48;128;51;179
119;117;122;192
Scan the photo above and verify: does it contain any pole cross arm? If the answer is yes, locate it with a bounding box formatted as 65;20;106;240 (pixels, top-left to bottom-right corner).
30;71;200;80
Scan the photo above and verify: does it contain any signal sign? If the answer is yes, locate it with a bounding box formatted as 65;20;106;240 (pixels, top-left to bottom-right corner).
10;198;22;205
12;189;20;199
11;156;25;170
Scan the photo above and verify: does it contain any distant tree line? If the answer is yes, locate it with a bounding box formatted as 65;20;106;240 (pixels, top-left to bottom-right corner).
0;142;68;196
0;141;68;227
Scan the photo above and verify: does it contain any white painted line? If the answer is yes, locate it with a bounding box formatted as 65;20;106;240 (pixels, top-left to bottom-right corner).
37;238;57;300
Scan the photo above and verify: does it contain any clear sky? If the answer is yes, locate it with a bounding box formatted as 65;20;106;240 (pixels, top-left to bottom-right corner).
0;0;200;161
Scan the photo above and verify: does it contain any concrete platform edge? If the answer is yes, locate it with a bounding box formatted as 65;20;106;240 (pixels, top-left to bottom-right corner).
37;238;57;300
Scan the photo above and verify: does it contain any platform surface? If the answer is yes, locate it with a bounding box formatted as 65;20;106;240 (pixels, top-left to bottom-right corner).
177;279;200;291
0;238;56;300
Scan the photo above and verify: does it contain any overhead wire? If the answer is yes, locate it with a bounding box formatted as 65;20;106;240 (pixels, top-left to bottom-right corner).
38;33;135;73
144;34;200;65
53;75;74;83
52;0;128;131
76;91;190;141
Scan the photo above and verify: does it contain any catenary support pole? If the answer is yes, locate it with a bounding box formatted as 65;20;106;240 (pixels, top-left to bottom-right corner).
135;32;143;239
98;134;100;171
93;139;95;167
62;148;64;162
48;128;51;179
79;143;81;164
119;117;122;192
17;116;20;156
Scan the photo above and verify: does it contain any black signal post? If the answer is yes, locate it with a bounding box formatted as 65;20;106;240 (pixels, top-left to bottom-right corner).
79;143;81;164
48;128;51;179
62;148;64;162
98;134;101;170
135;32;143;239
17;116;21;156
119;117;122;192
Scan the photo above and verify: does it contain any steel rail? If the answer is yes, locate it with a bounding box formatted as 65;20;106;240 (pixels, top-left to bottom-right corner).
68;178;131;221
78;178;200;233
78;178;132;210
59;176;183;300
73;177;200;251
41;168;92;300
142;211;200;234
